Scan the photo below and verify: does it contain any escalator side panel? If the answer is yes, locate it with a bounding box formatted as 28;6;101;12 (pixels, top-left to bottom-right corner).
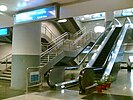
92;27;122;68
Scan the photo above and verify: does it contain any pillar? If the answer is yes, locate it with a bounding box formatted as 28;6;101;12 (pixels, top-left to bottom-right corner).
11;22;41;90
105;11;114;28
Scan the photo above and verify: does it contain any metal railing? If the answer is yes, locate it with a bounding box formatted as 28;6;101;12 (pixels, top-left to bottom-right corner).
103;17;132;76
0;53;12;70
41;24;56;42
40;26;92;64
26;18;124;91
78;17;132;93
41;32;69;57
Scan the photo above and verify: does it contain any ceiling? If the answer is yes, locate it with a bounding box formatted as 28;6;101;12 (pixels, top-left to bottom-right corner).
0;0;132;27
0;0;89;16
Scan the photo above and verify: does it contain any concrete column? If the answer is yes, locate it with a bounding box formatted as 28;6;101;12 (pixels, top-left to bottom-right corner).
11;22;41;90
105;11;114;28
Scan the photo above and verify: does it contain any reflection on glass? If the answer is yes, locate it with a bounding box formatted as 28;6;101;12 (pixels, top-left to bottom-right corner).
121;8;133;16
94;26;105;33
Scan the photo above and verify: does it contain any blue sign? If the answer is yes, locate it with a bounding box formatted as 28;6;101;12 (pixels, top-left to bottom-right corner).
0;28;9;36
14;5;58;24
30;71;39;83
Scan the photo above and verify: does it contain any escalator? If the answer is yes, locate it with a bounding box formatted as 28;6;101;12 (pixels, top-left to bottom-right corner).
92;27;121;69
79;17;131;94
45;21;115;88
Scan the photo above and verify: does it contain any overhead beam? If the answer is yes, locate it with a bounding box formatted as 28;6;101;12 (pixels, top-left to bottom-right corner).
60;0;133;18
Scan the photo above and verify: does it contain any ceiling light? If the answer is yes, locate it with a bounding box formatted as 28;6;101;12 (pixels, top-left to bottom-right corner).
58;19;67;23
24;0;30;1
84;15;90;18
0;5;7;11
81;17;85;21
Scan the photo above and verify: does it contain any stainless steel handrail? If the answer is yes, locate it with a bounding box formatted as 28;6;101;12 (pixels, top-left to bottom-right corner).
0;53;12;70
41;33;68;57
45;20;116;88
0;53;12;61
72;27;86;38
41;24;56;39
41;32;68;50
78;19;116;67
102;17;132;69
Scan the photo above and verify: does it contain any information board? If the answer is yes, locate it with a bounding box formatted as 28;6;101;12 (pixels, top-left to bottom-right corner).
0;28;9;36
30;71;39;83
14;5;59;24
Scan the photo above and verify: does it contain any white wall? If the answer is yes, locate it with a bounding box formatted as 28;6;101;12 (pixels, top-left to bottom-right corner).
41;22;61;42
0;14;13;28
0;43;12;59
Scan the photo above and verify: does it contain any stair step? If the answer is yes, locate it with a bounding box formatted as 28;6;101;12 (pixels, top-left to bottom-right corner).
0;76;11;81
0;74;11;78
7;69;11;72
3;71;11;74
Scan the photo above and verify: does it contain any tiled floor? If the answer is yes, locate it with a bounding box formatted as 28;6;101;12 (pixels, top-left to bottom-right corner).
2;69;133;100
0;80;24;100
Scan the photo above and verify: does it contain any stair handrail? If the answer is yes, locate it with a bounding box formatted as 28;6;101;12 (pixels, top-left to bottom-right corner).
41;24;56;41
41;32;68;49
41;32;69;57
45;20;117;88
72;27;86;39
40;27;88;64
0;53;12;70
72;30;87;45
0;53;12;62
72;18;122;49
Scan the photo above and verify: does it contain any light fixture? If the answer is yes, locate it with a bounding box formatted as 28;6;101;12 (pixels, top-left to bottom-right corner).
84;15;90;18
24;0;30;1
58;19;67;23
81;17;85;21
0;5;7;11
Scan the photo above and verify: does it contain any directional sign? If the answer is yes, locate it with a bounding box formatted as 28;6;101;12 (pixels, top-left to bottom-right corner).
14;5;59;24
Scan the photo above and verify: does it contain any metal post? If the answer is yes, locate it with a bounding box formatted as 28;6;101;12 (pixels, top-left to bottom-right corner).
6;58;8;70
26;68;29;93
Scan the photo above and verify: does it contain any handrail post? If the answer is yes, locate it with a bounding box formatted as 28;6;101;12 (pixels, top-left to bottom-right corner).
48;53;50;62
26;68;29;93
6;58;8;70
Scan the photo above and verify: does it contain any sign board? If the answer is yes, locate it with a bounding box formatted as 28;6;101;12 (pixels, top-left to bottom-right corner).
0;28;9;36
30;71;39;83
14;5;59;24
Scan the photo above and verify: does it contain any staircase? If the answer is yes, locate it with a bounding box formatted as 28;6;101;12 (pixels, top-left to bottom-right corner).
0;26;98;81
0;54;12;81
41;53;56;65
0;66;11;81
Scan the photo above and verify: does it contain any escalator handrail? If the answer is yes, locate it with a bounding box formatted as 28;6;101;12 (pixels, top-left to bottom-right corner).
78;19;115;67
45;18;121;88
101;17;132;69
